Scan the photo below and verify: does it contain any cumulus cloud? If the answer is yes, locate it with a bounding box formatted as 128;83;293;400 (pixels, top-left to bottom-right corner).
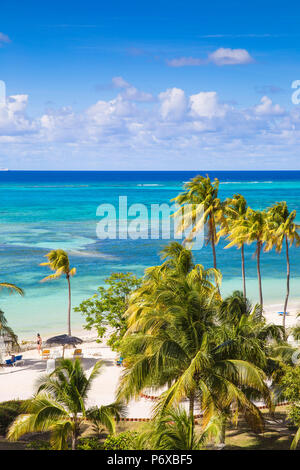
159;88;187;120
208;48;253;65
0;95;34;135
189;92;228;118
0;82;298;169
254;96;284;115
167;48;253;67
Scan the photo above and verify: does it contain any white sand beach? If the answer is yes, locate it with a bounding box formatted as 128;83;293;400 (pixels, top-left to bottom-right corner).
0;303;299;419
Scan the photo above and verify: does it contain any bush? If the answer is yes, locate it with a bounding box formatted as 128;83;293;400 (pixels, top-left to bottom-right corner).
26;440;52;450
103;431;138;450
77;437;103;450
0;400;24;435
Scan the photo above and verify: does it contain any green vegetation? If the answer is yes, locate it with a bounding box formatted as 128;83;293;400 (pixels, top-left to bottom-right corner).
280;365;300;449
74;272;141;350
0;310;19;349
0;401;23;435
118;242;283;447
4;173;300;451
7;359;124;450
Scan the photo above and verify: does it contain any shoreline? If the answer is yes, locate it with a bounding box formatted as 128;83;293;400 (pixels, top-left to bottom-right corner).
14;298;300;346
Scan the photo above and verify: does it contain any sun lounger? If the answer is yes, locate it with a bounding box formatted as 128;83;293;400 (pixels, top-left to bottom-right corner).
73;349;83;359
51;348;63;359
46;358;56;374
116;356;124;366
278;311;289;316
41;349;51;360
14;355;24;366
5;358;15;366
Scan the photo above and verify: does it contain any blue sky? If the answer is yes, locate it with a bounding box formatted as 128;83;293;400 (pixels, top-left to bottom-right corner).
1;0;300;169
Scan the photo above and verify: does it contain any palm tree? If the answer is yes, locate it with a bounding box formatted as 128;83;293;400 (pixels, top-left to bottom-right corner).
40;249;76;335
118;246;270;445
0;283;23;351
142;407;222;450
121;243;221;416
172;175;223;269
265;202;300;333
228;209;268;308
7;359;123;450
0;309;19;349
217;291;284;377
219;194;248;298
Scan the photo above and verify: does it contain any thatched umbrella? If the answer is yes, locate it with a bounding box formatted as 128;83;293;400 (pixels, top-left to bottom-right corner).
45;334;83;358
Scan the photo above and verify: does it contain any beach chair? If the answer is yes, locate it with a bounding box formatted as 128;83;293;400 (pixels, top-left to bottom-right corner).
46;358;56;374
14;355;24;366
116;356;124;366
41;349;51;360
51;348;63;360
73;349;83;360
5;357;16;366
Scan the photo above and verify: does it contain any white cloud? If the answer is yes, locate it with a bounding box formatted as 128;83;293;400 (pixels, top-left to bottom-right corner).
0;82;299;169
112;76;153;102
159;88;187;120
168;48;253;67
112;76;130;88
189;92;228;118
208;48;253;65
254;96;285;115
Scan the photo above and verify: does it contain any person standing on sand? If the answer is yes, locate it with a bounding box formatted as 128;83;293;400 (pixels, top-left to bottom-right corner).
37;333;42;354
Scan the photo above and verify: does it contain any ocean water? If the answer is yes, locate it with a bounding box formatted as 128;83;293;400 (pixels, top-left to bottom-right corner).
1;170;300;338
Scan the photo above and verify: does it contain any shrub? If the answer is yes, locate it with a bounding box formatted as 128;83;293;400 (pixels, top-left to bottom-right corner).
77;437;103;450
103;431;138;450
26;440;52;450
0;400;23;435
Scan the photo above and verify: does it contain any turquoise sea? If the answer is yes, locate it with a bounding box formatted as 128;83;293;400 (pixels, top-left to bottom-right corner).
1;171;300;338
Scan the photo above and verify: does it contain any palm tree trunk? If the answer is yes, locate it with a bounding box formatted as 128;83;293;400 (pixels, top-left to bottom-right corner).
210;216;217;270
67;275;71;336
283;235;290;337
219;413;227;445
188;393;195;418
241;243;246;299
71;435;77;450
71;420;78;450
256;241;263;308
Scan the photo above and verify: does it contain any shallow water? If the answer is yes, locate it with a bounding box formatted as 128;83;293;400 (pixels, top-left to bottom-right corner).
1;170;300;337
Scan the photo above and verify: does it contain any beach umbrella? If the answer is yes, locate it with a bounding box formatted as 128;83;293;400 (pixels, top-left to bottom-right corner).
45;334;83;358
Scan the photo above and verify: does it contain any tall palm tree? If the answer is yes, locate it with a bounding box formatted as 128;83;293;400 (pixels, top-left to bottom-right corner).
40;249;76;335
7;359;124;450
265;202;300;333
228;209;268;309
172;175;223;269
219;194;248;298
